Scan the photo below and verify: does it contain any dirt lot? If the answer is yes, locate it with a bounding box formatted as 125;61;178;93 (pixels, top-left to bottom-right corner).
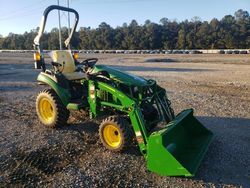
0;52;250;187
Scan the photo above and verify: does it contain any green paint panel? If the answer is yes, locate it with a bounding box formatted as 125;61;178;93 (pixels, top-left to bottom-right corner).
147;109;213;177
37;73;71;105
94;65;148;87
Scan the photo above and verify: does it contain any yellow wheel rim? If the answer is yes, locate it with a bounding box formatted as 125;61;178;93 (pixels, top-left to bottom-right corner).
38;97;55;123
103;124;121;148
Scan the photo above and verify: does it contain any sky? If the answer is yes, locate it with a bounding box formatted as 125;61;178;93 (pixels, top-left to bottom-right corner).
0;0;249;37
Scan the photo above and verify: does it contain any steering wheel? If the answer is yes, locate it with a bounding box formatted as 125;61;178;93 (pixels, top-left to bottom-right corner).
81;58;98;68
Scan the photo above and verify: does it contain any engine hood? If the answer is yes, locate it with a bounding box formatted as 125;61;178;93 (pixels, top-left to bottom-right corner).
93;65;148;87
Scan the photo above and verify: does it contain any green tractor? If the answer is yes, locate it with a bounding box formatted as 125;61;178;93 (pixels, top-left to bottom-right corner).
33;5;213;177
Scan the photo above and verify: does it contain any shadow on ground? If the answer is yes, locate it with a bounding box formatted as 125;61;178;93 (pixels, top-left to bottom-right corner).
58;118;141;157
193;116;250;187
144;58;179;63
0;63;38;82
110;65;215;72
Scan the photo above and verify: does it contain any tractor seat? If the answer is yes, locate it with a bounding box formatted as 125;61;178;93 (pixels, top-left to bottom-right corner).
50;50;85;80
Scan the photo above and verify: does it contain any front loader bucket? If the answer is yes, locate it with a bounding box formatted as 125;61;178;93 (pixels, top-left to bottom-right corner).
147;109;213;177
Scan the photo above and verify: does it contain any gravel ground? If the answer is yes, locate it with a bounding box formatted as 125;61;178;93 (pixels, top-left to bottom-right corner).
0;53;250;187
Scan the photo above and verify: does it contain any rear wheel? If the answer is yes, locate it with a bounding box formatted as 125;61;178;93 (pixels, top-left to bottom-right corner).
99;116;132;152
36;89;69;128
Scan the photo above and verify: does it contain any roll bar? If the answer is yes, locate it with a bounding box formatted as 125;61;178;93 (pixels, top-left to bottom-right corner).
34;5;79;48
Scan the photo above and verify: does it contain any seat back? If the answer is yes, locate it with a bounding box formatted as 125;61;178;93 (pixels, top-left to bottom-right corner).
51;50;76;73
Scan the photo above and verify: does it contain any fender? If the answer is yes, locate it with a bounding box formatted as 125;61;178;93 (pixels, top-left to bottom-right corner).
37;72;71;105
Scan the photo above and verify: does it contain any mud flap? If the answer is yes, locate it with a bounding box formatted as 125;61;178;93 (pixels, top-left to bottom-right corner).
146;109;213;177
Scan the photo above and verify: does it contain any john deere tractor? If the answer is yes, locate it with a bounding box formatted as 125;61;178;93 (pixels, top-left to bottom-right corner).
33;5;213;177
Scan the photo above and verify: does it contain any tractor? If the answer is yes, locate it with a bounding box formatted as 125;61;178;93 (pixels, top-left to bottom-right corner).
33;5;213;177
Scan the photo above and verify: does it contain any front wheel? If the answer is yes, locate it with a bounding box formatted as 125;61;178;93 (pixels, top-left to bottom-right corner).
36;89;69;128
99;116;132;152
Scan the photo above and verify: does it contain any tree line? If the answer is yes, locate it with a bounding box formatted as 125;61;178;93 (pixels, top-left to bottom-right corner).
0;9;249;50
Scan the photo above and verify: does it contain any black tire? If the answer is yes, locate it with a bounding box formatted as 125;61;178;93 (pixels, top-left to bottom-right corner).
99;116;132;152
36;89;70;128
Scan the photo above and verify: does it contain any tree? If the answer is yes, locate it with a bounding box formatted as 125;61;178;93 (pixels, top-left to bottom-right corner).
121;20;141;50
235;9;249;22
0;35;4;49
79;27;92;49
48;28;60;50
210;18;220;48
95;22;114;49
196;21;211;49
234;9;250;48
220;15;237;48
177;27;186;49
